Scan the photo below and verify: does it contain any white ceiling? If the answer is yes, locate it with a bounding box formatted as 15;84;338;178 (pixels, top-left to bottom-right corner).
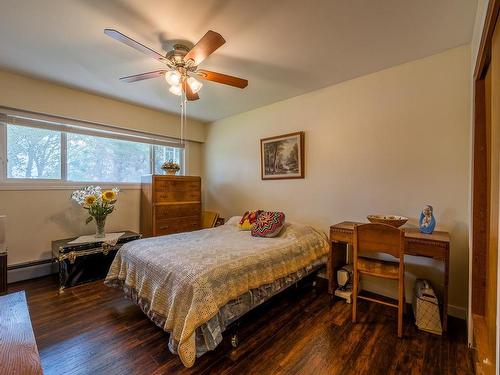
0;0;477;122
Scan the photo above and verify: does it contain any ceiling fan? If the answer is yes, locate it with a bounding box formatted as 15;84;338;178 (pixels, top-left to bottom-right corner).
104;29;248;101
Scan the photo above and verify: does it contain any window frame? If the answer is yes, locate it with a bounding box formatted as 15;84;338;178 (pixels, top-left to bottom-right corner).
0;115;186;191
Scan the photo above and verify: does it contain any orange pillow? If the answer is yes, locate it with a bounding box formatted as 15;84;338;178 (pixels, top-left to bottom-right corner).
238;210;263;230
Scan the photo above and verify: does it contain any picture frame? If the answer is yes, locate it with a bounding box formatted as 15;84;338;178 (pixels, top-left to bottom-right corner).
260;131;305;180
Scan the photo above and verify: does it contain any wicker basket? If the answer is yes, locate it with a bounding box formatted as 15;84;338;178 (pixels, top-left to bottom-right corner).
366;215;408;228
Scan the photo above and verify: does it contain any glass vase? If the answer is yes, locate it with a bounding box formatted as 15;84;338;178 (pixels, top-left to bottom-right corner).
95;217;106;238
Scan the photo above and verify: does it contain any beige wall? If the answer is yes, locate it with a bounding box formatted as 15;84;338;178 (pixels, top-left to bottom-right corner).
203;45;471;317
471;0;490;69
0;70;205;265
0;69;206;142
1;188;140;264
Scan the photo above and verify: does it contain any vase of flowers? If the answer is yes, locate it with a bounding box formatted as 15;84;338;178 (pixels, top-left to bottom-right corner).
161;160;181;175
71;186;119;238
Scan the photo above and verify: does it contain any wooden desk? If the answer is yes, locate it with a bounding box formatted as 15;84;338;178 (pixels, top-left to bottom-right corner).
329;221;450;331
0;291;43;374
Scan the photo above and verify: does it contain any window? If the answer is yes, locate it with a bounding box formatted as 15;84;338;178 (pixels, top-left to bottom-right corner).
7;125;61;179
67;134;151;183
153;144;183;175
0;111;184;185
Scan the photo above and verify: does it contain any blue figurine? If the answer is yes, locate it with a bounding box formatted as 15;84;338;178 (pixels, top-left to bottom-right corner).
419;205;436;234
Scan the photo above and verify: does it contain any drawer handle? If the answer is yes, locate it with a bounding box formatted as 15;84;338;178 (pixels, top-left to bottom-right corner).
160;226;169;230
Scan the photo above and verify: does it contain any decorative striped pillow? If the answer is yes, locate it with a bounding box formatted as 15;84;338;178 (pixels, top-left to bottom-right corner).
251;211;285;238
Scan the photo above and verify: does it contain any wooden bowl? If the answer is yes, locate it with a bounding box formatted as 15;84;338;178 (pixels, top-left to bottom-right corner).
366;215;408;228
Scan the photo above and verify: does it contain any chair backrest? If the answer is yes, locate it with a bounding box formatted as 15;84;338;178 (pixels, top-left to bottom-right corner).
354;223;405;259
202;211;220;229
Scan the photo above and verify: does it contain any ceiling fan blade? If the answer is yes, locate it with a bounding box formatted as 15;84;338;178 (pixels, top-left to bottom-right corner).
119;70;168;83
182;81;200;101
196;69;248;89
104;28;166;62
183;30;225;66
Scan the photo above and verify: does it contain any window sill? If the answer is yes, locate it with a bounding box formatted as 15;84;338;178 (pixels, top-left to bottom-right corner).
0;181;141;191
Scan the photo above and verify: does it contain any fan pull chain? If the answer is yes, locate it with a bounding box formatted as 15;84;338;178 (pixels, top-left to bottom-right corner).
179;90;187;147
180;93;183;146
183;94;187;147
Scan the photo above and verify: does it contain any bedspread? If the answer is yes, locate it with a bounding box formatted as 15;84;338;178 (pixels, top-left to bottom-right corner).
105;222;329;367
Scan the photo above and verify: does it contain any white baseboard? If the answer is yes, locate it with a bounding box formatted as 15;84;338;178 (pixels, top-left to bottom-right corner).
8;260;57;283
447;304;467;320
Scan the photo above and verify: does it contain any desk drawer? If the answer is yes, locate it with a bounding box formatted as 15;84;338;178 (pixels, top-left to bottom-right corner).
330;228;353;244
406;240;448;260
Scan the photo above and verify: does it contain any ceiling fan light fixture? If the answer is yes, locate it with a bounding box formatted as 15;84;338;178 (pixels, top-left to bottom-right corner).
187;76;203;94
105;28;248;100
169;84;182;96
165;70;181;86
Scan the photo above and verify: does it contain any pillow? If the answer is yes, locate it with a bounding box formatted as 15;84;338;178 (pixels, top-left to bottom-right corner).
225;216;243;226
238;210;263;231
251;211;286;238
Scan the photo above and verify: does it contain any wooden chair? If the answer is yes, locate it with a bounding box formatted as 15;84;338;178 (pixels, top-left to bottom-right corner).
202;211;220;229
352;223;405;337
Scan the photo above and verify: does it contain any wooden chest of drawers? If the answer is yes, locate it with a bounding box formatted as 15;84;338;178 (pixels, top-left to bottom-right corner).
140;175;202;237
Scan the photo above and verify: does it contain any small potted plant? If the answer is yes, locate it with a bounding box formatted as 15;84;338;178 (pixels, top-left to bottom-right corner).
71;186;119;238
161;160;181;175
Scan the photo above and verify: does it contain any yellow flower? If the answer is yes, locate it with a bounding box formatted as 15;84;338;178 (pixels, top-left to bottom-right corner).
102;190;117;202
84;195;96;206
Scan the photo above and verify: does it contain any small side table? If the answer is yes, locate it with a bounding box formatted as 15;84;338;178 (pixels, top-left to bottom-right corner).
52;231;141;292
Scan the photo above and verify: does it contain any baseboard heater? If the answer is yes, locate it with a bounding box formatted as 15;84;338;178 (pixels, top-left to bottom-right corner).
7;259;57;284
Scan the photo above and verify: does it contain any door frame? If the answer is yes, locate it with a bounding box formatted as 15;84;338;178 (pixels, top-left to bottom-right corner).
472;0;499;316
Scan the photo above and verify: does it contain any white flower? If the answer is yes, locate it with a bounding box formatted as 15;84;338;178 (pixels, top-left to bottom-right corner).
72;185;119;205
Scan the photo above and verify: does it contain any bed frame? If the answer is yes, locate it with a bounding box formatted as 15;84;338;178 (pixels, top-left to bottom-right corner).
224;267;323;349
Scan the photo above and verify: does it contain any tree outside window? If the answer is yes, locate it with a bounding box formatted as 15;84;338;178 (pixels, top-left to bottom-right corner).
7;125;61;179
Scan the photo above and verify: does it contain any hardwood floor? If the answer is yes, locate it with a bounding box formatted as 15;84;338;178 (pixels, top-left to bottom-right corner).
8;275;473;375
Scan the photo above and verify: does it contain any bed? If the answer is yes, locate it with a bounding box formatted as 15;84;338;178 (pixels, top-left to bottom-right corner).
105;216;329;368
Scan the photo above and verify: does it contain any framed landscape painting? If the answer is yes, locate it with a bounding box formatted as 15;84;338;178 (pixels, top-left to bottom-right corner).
260;131;304;180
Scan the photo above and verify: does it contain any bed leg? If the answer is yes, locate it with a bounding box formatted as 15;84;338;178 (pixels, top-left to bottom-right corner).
311;278;319;296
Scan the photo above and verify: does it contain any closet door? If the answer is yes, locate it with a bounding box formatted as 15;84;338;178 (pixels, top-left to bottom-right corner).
487;14;500;371
472;5;500;374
